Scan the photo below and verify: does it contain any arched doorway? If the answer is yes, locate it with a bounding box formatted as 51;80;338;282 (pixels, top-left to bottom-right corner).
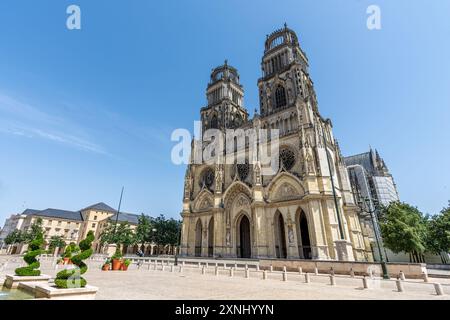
297;210;312;259
195;219;202;257
237;215;251;258
274;211;287;258
208;217;214;257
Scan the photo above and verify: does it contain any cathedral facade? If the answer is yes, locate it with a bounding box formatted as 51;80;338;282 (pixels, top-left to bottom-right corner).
180;25;370;262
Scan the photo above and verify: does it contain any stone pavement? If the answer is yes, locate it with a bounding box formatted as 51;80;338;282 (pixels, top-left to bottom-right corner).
1;255;449;300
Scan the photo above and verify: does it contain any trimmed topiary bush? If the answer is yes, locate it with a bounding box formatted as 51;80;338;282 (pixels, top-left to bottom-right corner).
15;234;44;276
54;231;94;288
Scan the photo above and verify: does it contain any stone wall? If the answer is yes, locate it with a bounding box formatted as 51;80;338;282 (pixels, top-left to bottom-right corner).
259;259;427;279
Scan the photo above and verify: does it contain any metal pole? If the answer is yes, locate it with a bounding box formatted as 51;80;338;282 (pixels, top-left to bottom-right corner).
370;203;389;279
347;165;389;279
321;121;345;239
113;187;124;243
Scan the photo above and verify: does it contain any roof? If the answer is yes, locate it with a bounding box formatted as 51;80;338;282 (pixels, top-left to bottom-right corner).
21;209;41;216
80;202;117;213
29;208;84;221
344;151;376;175
108;212;139;225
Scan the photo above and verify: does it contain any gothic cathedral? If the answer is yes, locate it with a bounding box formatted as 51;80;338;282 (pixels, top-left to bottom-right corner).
180;25;370;261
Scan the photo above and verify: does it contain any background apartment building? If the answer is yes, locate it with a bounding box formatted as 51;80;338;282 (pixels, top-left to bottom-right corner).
0;202;139;255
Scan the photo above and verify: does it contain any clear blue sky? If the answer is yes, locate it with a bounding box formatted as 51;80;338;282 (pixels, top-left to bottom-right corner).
1;0;449;225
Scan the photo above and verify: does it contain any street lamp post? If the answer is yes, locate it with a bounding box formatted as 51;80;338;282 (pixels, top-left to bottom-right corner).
357;196;390;279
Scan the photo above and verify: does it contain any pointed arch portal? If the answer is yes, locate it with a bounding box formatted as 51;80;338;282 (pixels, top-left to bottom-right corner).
237;215;251;258
195;219;202;257
208;217;214;257
298;210;312;259
275;211;287;259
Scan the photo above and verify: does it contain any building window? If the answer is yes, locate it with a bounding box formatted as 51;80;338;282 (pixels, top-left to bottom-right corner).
210;114;218;129
94;216;97;220
275;85;287;108
236;162;250;181
280;148;296;171
92;223;96;228
199;167;215;190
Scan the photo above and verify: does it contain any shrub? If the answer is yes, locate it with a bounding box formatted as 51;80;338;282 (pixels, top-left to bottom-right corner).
54;231;94;288
15;234;44;276
123;259;131;267
63;242;80;259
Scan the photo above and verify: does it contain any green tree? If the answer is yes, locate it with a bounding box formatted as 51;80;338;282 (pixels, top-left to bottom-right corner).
25;218;44;243
163;218;182;246
48;235;66;251
100;221;136;252
135;214;153;249
150;214;181;255
4;229;26;245
426;202;450;263
379;202;428;263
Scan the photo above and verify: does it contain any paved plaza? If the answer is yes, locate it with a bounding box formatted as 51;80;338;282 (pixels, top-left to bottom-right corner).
1;255;449;300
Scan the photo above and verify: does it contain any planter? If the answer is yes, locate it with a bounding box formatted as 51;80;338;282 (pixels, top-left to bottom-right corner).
3;274;52;289
112;259;122;271
102;264;110;271
63;258;70;265
34;283;98;300
121;264;129;271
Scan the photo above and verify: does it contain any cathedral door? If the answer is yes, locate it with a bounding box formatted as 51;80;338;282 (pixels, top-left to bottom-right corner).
195;219;202;257
208;218;214;257
299;212;312;259
275;211;287;259
238;215;251;258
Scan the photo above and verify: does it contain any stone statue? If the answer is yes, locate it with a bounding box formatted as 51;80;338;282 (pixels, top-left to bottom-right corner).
184;171;192;199
215;169;223;193
254;161;262;185
288;227;294;243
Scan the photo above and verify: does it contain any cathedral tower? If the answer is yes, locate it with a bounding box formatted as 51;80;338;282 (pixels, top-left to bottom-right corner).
201;60;249;132
180;26;370;262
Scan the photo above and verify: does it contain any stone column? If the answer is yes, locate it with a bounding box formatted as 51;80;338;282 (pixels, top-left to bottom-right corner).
307;200;331;260
252;204;267;258
180;214;190;256
201;217;209;257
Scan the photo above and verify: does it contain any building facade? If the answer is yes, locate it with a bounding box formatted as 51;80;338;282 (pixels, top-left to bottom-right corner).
0;202;177;256
0;212;28;251
0;202;139;254
344;148;399;208
180;26;370;261
344;149;447;264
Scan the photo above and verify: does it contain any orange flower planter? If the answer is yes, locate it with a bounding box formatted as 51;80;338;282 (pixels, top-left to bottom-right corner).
112;259;122;271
